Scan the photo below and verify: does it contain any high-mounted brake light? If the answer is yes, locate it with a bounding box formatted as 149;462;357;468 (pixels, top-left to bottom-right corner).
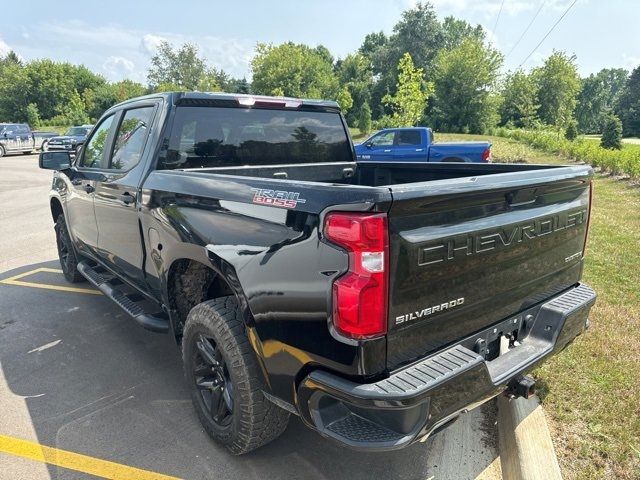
235;96;302;108
482;147;492;162
324;212;388;339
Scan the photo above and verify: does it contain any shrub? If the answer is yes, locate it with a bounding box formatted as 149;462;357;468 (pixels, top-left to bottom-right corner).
493;127;640;179
601;114;623;150
357;103;372;134
565;119;578;141
25;103;41;129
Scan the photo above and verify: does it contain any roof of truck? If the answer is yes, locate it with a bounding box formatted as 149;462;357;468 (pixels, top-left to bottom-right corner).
110;91;340;112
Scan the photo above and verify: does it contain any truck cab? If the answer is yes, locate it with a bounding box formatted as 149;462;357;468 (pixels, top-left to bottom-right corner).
355;127;491;163
0;123;33;156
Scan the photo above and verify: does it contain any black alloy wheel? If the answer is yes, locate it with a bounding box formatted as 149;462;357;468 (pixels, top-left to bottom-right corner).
192;333;234;427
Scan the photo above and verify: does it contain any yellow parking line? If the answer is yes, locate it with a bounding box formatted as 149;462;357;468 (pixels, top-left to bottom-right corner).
0;267;101;295
0;434;181;480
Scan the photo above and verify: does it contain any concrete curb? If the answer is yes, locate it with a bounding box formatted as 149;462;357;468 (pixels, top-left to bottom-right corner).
497;394;563;480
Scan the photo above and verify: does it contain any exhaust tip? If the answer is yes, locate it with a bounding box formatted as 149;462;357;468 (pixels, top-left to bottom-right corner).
505;375;536;399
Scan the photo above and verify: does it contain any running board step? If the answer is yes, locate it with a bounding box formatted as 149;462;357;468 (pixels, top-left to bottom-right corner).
77;261;169;333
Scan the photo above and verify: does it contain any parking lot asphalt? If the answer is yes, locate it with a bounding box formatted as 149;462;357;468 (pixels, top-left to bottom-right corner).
0;155;502;480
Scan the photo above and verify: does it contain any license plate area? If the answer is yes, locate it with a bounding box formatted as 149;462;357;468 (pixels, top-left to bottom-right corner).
458;311;534;361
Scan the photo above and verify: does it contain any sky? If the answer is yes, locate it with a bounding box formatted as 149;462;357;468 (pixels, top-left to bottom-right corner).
1;0;638;83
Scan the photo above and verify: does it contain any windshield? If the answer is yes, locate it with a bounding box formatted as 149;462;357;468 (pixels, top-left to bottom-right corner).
161;106;352;169
65;127;90;136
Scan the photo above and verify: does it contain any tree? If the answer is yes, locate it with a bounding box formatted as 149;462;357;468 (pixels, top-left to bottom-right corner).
26;103;41;128
251;42;341;101
600;113;623;149
500;71;539;127
533;51;581;129
432;38;502;133
336;86;353;114
225;77;251;94
0;50;22;77
84;80;145;120
565;119;578;141
383;53;432;127
387;2;443;78
441;16;485;50
357;103;372;134
336;53;373;126
0;62;30;121
576;68;628;133
615;65;640;137
147;42;209;91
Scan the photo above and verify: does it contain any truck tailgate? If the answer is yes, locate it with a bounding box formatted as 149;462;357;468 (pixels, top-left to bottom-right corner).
386;166;592;370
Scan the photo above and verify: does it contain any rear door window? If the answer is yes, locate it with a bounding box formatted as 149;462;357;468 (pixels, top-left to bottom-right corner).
395;130;421;146
161;106;352;169
109;106;154;171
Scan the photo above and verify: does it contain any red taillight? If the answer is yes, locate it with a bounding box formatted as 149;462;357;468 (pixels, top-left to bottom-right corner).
324;212;389;339
482;147;492;162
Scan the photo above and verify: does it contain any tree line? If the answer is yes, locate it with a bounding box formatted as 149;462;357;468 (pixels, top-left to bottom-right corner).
0;1;638;141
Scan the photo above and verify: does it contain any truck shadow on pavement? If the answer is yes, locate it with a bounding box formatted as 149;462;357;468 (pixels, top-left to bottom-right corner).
0;261;500;480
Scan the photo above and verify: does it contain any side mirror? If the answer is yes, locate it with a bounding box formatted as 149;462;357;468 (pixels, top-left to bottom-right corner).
366;142;373;149
39;151;72;170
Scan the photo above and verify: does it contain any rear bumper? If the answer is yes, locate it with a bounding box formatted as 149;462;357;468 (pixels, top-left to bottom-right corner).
296;283;596;450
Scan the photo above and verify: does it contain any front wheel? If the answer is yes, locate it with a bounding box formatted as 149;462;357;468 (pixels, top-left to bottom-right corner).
41;140;48;151
183;297;289;454
54;214;84;283
0;145;5;158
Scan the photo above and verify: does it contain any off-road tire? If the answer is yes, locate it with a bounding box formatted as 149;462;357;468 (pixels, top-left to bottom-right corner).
55;214;84;283
183;297;290;454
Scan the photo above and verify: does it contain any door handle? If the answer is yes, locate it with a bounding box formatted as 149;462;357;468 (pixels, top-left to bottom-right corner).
415;148;424;152
118;192;135;205
83;184;95;194
383;149;392;153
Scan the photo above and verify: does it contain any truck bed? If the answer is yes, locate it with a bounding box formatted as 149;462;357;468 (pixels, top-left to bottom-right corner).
182;160;566;187
167;160;592;370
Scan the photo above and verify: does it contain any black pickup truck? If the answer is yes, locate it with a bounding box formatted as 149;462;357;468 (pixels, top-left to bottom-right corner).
40;92;596;454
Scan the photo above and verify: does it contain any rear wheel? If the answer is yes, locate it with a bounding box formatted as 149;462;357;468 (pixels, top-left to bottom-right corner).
41;140;48;151
183;297;289;454
0;145;5;158
54;214;84;283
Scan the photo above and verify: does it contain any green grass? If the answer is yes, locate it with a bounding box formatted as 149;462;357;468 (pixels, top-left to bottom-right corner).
442;132;640;480
349;127;369;142
36;125;68;134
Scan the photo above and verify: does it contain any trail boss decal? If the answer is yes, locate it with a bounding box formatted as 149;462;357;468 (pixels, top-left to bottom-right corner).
251;188;307;209
396;297;465;325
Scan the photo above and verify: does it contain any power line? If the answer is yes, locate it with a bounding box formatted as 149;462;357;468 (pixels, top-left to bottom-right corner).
492;0;506;36
517;0;578;69
505;0;547;60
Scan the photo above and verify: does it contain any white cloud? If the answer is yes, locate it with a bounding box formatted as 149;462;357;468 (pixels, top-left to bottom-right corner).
19;21;255;81
0;36;11;56
103;56;135;77
140;34;166;56
622;53;640;71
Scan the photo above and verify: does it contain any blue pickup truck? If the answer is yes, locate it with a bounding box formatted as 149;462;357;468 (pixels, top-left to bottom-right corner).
355;127;492;163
